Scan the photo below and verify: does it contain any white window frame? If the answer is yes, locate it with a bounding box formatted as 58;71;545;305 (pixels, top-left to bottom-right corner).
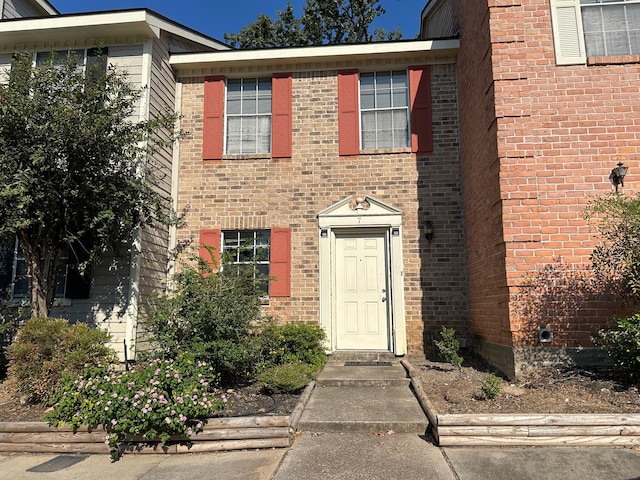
221;230;271;295
224;78;272;155
358;70;410;150
550;0;640;65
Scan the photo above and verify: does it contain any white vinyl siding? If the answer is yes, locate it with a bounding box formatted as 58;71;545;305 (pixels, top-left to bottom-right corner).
2;0;48;19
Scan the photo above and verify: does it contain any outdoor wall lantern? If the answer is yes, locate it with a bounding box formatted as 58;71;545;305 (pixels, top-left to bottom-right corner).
424;221;434;241
609;162;629;192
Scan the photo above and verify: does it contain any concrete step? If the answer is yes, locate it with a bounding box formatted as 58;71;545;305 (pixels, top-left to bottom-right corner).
325;351;398;365
316;364;410;387
298;385;427;434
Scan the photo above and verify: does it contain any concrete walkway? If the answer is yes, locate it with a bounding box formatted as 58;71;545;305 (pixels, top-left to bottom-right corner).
1;358;639;479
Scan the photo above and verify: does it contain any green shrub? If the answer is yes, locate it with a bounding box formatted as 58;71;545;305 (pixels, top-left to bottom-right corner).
7;317;115;404
434;326;463;369
480;373;503;400
141;255;266;385
258;362;317;394
256;322;327;369
596;313;640;380
46;354;227;461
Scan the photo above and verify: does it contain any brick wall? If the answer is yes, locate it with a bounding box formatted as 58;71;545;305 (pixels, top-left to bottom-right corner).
454;0;639;355
176;60;467;356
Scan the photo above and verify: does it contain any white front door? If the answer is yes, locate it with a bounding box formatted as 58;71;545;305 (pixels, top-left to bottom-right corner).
335;231;390;350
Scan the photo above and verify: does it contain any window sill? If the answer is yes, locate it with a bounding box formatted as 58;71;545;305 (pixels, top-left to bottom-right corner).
222;154;272;161
359;147;413;156
587;54;640;66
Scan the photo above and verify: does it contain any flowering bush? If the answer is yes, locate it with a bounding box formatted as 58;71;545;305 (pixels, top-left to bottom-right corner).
46;354;228;461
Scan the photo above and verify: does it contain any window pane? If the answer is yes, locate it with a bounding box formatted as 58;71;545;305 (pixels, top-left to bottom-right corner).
226;117;242;154
241;116;258;153
227;97;241;115
360;73;374;91
393;109;409;147
376;88;392;109
375;111;394;149
256;116;272;153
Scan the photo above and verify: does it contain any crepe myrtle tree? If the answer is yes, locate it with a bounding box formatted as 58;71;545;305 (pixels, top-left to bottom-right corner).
224;0;402;48
0;51;182;318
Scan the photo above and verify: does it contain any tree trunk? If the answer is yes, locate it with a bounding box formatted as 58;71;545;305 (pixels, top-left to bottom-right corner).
19;235;60;318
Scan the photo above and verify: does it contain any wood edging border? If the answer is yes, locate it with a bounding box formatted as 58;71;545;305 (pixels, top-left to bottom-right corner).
0;380;316;455
400;359;640;447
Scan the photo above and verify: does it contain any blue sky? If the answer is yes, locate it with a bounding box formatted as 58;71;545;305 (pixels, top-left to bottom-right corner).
51;0;426;43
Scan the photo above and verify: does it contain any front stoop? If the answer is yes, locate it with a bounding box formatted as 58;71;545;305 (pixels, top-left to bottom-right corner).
297;358;427;434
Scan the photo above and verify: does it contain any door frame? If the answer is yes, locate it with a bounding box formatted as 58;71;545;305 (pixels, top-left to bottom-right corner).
318;196;406;355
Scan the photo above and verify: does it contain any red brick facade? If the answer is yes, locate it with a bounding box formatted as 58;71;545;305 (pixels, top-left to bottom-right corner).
448;0;639;373
174;47;467;356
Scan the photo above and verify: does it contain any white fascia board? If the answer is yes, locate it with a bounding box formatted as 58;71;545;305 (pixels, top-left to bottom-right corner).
144;12;230;51
0;10;228;51
170;39;460;71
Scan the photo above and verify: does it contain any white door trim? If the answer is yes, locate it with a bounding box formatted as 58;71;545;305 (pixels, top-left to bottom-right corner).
318;196;406;355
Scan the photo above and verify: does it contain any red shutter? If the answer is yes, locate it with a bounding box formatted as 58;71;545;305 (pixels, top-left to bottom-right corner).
337;70;360;156
203;76;225;162
409;66;433;154
199;229;221;270
270;228;291;297
272;73;292;159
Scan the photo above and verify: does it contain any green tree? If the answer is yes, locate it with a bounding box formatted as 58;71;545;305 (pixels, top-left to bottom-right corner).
224;0;402;48
0;51;181;318
585;192;640;301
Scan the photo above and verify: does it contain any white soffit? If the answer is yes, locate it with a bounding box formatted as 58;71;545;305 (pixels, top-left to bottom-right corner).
170;38;460;71
0;10;229;51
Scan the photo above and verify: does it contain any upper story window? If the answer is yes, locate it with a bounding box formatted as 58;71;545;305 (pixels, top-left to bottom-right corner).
203;74;291;161
550;0;640;64
360;71;410;150
35;48;107;73
338;66;433;156
225;78;272;155
581;0;640;56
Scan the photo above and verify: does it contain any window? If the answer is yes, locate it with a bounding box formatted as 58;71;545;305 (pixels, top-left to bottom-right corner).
338;66;432;156
581;0;640;56
550;0;640;64
0;239;91;301
360;71;410;150
199;228;291;297
225;78;272;155
34;48;108;78
221;230;271;294
203;74;291;161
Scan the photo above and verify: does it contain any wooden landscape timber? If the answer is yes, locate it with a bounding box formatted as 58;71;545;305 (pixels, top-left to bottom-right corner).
0;382;316;455
400;360;640;447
